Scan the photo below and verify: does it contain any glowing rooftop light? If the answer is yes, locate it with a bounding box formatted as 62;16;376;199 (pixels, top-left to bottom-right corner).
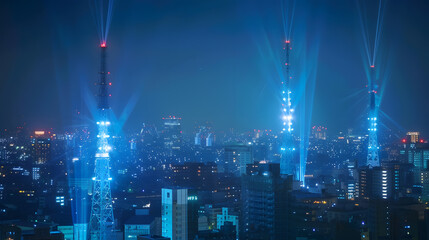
100;42;106;48
285;40;290;43
370;65;375;68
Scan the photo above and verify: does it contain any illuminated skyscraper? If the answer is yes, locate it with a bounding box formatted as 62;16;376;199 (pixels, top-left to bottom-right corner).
32;131;51;165
162;117;182;154
206;133;213;147
311;126;327;140
89;42;115;240
194;124;214;147
406;132;421;144
402;142;429;170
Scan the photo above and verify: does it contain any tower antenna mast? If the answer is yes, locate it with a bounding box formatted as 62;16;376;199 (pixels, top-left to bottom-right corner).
89;41;115;240
280;40;296;178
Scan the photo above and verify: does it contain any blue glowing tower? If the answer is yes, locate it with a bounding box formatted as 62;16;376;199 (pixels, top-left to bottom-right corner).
280;40;296;177
89;41;115;240
367;65;380;167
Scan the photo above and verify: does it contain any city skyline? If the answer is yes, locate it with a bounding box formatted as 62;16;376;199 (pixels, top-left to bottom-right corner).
2;1;429;239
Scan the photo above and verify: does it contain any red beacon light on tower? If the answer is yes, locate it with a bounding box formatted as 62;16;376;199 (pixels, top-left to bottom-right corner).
100;42;106;48
370;65;375;68
285;40;290;44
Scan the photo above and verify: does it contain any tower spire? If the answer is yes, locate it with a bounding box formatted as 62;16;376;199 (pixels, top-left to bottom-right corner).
367;65;380;167
89;42;115;240
280;40;296;178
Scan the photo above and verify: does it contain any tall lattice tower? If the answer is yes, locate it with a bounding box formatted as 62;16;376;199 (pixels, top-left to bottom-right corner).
367;65;380;167
89;41;115;240
280;40;296;177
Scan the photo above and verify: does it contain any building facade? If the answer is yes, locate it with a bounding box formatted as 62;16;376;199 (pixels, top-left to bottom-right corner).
162;188;188;240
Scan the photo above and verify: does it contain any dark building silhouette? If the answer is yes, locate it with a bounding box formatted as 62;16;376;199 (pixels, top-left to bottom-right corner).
196;221;236;240
241;162;292;240
358;164;414;200
169;162;217;190
23;226;64;240
0;224;22;240
138;235;170;240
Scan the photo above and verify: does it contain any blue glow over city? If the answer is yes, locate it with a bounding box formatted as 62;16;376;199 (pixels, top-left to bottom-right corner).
1;0;429;240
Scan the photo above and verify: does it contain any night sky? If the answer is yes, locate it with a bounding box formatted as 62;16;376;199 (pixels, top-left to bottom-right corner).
1;0;428;136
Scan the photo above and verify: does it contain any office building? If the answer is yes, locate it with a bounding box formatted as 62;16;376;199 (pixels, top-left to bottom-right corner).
358;164;413;200
406;132;421;144
400;140;429;170
32;131;51;165
224;143;252;176
162;117;182;153
194;124;214;147
311;126;327;140
162;188;188;240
